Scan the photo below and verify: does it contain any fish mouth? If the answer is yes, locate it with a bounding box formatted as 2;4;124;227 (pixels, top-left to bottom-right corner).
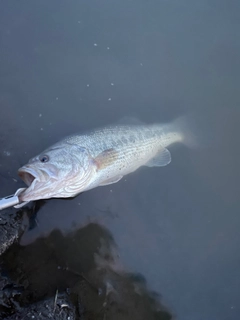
18;166;52;190
18;167;39;187
18;166;55;201
17;159;94;202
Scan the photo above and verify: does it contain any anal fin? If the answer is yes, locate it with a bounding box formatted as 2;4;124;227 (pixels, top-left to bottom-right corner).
145;148;171;167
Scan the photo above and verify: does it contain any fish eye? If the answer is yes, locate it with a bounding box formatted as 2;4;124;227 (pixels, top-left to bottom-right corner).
40;155;49;163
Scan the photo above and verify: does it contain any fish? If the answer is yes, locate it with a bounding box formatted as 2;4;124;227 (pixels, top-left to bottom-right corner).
18;117;191;203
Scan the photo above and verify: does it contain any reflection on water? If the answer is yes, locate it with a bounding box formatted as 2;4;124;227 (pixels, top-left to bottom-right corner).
2;223;172;319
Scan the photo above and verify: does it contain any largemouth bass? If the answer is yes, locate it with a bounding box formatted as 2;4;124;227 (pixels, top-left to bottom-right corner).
18;118;190;203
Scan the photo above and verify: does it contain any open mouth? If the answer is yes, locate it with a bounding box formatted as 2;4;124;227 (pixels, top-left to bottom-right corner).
17;166;56;201
18;167;38;187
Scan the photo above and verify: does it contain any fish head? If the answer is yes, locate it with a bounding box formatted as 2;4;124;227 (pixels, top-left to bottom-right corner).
18;143;96;202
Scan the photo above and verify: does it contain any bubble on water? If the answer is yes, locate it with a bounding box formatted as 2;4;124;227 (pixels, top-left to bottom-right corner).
107;47;110;50
40;128;44;131
108;98;112;101
56;97;59;100
94;43;98;46
111;83;114;86
87;84;90;87
39;113;42;117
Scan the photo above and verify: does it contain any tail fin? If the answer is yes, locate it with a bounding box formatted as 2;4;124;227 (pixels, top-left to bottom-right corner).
170;115;198;148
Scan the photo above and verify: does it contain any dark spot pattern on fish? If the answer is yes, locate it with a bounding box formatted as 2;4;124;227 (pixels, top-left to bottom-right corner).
137;132;144;141
121;137;128;144
117;139;123;146
17;119;184;202
129;135;136;143
145;130;153;139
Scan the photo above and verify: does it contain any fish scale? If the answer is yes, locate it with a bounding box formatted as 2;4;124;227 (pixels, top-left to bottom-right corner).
16;120;186;202
58;124;181;191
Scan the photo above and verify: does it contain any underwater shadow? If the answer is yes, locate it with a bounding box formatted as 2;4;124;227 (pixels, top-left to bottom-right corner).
1;221;173;320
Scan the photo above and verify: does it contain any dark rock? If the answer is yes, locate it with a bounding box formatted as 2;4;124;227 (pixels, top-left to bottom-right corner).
0;210;24;256
0;222;173;320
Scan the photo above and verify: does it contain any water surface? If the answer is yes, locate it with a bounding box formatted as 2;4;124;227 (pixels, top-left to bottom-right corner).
0;1;240;319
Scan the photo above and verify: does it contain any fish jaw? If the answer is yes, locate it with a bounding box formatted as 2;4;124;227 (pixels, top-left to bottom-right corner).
17;161;97;202
18;165;59;201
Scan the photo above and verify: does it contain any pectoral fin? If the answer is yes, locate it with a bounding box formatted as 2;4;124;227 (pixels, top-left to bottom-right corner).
145;148;171;167
94;148;119;170
99;175;123;186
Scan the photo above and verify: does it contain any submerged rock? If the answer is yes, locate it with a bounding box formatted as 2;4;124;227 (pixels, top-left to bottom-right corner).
0;221;173;320
0;210;23;256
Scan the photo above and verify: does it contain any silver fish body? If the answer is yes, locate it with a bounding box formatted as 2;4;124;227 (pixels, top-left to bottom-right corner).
18;120;186;202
